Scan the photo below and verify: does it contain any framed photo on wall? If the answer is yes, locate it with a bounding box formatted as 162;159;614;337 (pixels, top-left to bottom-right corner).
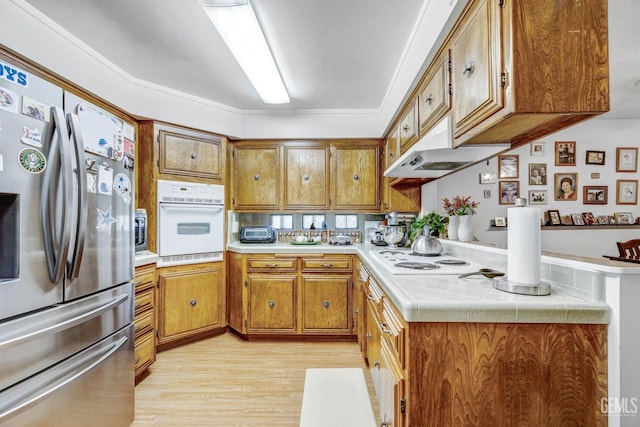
583;186;607;204
616;147;638;172
499;180;520;204
555;141;576;166
554;172;578;201
585;150;605;165
546;210;561;225
616;179;638;205
528;190;547;205
528;163;547;185
498;154;519;178
530;141;545;156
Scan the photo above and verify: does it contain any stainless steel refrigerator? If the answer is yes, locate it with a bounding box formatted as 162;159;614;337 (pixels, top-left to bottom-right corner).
0;55;135;426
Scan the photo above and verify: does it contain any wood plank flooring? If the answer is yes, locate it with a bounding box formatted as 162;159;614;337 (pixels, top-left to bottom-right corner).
132;332;377;426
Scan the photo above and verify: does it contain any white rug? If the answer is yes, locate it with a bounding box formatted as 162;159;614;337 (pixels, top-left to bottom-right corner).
299;368;376;427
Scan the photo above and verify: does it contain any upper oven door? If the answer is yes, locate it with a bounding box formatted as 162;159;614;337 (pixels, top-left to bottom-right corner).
157;202;224;257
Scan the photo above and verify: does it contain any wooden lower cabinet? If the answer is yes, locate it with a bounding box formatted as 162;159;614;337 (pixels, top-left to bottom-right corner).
134;263;157;381
358;257;608;426
157;262;226;347
228;252;354;338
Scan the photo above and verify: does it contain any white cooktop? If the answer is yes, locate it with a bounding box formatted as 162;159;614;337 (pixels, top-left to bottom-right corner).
368;249;484;275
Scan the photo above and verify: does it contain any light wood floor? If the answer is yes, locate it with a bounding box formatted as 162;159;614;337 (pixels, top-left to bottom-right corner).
132;332;377;426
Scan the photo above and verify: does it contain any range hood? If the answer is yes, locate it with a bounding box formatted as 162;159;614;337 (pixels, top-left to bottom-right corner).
384;117;510;179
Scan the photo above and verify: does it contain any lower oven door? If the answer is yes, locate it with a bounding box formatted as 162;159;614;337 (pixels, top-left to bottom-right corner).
158;202;224;258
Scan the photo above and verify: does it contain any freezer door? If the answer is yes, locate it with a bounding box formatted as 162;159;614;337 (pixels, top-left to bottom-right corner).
0;324;134;427
0;62;65;321
64;92;135;300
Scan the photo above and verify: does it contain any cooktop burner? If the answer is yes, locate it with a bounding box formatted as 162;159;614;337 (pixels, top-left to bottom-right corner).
394;262;440;270
434;259;469;266
408;252;440;257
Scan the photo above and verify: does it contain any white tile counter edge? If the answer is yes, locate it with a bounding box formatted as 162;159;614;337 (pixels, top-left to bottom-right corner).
135;250;159;267
227;241;617;324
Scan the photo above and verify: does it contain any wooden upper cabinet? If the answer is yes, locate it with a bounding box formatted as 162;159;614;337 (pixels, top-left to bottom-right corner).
158;125;223;179
384;129;400;170
449;0;609;146
331;142;381;212
233;144;280;211
283;146;330;210
418;50;451;135
450;0;503;140
398;99;419;155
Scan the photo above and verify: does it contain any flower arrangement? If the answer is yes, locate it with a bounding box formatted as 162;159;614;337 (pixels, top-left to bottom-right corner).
442;195;478;216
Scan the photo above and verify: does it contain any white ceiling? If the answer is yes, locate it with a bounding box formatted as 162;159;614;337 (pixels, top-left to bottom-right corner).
15;0;640;136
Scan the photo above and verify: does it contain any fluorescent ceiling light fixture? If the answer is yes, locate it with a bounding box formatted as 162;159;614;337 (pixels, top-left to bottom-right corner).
201;0;290;104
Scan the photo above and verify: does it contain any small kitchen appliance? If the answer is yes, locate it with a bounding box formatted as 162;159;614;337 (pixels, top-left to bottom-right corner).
135;208;148;252
240;226;276;243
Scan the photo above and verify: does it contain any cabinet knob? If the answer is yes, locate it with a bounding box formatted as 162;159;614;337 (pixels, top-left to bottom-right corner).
303;175;309;181
425;93;433;105
322;300;330;309
254;174;260;180
190;153;197;159
402;124;410;133
374;360;380;368
268;300;276;309
353;174;359;181
462;62;475;77
189;299;197;307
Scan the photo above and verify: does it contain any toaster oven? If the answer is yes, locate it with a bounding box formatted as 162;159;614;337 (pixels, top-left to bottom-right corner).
240;226;276;243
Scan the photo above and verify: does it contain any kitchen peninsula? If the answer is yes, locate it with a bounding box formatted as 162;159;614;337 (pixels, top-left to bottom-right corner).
227;239;635;426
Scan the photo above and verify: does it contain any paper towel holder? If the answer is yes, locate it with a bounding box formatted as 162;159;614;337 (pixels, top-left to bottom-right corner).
491;276;551;296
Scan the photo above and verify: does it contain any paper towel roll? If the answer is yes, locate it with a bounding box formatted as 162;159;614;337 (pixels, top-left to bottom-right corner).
507;206;541;285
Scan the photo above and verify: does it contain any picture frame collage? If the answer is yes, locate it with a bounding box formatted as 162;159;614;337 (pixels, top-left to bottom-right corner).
489;141;639;227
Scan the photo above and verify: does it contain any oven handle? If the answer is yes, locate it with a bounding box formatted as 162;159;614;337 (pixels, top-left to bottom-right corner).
159;203;223;210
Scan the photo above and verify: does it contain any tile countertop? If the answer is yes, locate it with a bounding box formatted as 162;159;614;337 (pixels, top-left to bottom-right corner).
225;240;635;324
135;250;159;267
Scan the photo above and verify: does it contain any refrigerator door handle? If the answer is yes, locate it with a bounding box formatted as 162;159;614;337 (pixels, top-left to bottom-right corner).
66;113;88;280
41;106;74;283
0;335;128;420
0;291;129;349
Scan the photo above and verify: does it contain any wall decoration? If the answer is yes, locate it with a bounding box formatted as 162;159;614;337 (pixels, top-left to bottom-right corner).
530;141;545;156
616;147;638;172
571;213;585;225
585;150;605;165
498;154;519;178
483;189;491;198
528;163;547;185
583;186;607;204
555;141;576;166
582;212;598;225
479;171;496;184
561;215;574;225
528;190;547;205
614;212;635;224
499;180;519;204
494;217;506;227
547;210;561;225
597;215;610;225
616;179;638;205
554;172;578;201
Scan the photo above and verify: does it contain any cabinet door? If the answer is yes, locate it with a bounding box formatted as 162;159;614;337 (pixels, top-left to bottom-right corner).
377;341;406;427
332;145;380;211
284;146;330;210
398;100;419;155
158;267;224;341
418;51;451;134
158;127;222;179
384;129;400;170
450;0;503;140
301;275;351;334
233;145;280;210
247;275;296;333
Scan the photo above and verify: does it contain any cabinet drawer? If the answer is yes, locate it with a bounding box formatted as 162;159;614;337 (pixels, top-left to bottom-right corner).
134;333;155;373
247;257;297;272
301;256;352;273
366;276;385;314
381;299;406;369
135;270;155;289
134;309;154;339
135;288;154;316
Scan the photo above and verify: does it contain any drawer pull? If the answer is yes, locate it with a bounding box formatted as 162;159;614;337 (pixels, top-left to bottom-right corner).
322;300;330;309
265;263;278;268
353;174;359;181
268;300;276;309
134;357;141;365
254;174;260;180
189;299;197;307
320;263;334;267
190;152;197;159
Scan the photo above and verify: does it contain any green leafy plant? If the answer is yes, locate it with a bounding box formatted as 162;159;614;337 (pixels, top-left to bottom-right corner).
409;212;448;242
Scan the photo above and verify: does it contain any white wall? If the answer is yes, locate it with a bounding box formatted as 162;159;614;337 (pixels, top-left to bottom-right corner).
422;118;640;258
